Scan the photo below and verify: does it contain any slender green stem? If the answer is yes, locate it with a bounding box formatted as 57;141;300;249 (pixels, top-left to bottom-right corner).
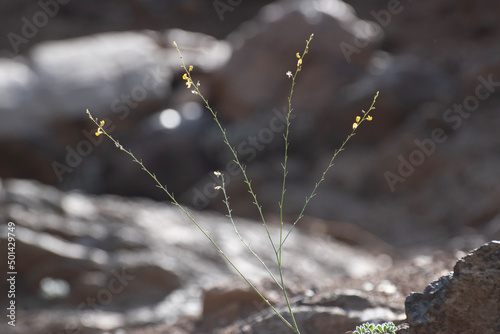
86;111;298;332
172;36;316;334
173;43;279;258
217;172;283;289
173;42;301;333
277;34;314;333
173;42;306;332
282;91;379;245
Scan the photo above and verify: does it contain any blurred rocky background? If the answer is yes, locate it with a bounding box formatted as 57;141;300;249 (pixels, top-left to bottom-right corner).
1;0;500;333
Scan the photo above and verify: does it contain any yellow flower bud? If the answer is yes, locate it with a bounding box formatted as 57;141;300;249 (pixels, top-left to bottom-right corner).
367;115;373;121
355;116;361;123
352;123;358;129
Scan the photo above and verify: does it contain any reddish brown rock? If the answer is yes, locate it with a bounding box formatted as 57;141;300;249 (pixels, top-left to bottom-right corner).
211;0;379;135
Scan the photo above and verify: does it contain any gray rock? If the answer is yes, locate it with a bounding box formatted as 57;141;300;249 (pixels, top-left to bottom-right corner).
0;178;385;333
405;241;500;334
0;29;230;140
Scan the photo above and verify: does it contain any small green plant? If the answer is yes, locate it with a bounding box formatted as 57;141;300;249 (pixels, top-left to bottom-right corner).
353;322;397;334
86;34;379;333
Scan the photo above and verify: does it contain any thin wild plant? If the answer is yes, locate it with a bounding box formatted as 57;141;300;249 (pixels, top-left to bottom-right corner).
86;34;379;333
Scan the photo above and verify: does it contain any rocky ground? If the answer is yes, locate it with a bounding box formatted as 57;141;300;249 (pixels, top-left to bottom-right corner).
1;179;498;333
1;0;500;333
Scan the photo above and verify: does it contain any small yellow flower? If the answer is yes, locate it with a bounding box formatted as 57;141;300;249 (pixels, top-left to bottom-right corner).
296;52;300;58
366;115;373;121
185;79;193;88
214;171;221;177
95;128;103;137
355;116;361;123
182;73;188;80
297;58;302;67
352;123;358;130
189;65;193;72
214;186;222;190
100;120;105;127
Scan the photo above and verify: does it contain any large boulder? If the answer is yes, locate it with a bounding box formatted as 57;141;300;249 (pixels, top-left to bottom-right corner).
210;0;381;142
405;241;500;334
0;29;231;193
0;29;232;140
